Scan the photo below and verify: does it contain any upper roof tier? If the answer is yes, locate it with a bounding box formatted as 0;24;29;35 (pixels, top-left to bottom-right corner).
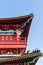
0;13;34;24
0;13;34;40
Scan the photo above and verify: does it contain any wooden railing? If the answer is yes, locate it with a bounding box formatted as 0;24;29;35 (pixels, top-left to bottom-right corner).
0;35;26;45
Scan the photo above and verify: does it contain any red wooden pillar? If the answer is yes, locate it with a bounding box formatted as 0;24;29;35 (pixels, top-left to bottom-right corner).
16;34;20;42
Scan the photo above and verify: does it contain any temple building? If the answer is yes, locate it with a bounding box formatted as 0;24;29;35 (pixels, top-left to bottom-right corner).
0;13;42;65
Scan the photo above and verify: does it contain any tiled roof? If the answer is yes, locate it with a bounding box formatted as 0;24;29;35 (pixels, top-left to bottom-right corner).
0;50;42;63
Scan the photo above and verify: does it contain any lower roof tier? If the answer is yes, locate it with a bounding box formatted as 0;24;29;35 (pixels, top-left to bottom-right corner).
0;50;42;64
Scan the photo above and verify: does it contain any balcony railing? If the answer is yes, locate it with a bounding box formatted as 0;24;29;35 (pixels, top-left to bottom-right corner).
0;35;26;44
0;30;27;44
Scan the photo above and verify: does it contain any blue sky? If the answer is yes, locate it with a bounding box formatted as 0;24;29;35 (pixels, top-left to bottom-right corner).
0;0;43;65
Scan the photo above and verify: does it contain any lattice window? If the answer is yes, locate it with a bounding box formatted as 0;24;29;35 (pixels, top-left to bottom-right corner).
1;25;9;30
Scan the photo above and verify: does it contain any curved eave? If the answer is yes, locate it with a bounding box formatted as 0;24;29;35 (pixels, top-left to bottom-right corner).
0;13;34;24
22;14;34;40
23;18;33;39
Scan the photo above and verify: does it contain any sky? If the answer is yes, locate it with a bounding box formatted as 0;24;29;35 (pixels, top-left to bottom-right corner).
0;0;43;65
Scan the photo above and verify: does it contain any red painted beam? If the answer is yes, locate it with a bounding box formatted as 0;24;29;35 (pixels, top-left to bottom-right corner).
0;45;26;49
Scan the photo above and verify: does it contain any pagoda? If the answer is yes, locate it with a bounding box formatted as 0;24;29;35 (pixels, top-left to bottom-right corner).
0;13;42;65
